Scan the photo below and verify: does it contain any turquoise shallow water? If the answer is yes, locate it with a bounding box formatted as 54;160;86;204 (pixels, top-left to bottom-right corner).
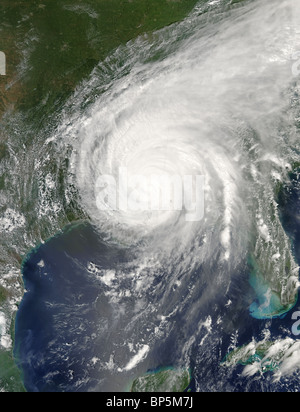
249;272;296;320
12;0;300;392
14;181;300;391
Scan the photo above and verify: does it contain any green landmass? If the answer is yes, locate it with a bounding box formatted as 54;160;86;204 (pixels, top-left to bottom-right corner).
0;314;25;392
248;254;297;319
0;351;25;392
0;0;198;118
131;367;191;392
221;338;296;376
247;159;300;319
222;341;274;369
0;0;198;393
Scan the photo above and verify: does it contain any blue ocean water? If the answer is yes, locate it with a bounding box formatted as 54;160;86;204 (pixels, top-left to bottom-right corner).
14;168;300;392
9;0;300;392
14;223;129;392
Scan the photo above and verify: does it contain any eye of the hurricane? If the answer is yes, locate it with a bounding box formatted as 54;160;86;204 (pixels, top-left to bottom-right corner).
74;67;241;251
72;0;300;253
93;130;206;232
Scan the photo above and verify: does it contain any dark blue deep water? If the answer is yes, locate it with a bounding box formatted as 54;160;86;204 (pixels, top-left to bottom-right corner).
14;170;300;392
14;223;129;392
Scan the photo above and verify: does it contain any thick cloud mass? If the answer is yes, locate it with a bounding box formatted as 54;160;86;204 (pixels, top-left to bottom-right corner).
52;0;300;386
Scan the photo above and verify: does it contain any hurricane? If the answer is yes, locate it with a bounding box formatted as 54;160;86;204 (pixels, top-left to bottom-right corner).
67;0;300;290
7;0;300;392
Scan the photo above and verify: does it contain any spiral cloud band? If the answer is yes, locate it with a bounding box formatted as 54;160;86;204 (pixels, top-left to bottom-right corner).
61;0;300;301
50;0;300;383
95;167;205;223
